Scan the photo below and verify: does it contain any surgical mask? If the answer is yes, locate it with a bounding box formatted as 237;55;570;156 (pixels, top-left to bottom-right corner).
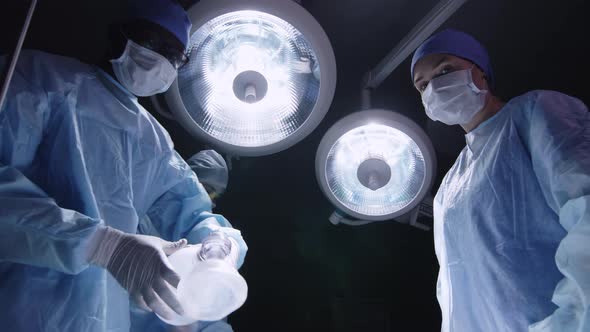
421;67;487;125
111;40;178;97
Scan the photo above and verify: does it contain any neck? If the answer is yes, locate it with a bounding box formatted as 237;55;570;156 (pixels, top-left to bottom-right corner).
461;94;505;133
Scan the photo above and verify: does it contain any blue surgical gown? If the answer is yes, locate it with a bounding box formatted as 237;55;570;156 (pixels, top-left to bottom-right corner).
0;50;247;332
131;306;234;332
433;90;590;331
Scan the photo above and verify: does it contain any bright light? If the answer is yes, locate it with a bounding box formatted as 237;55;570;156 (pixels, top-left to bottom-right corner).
325;124;426;217
177;10;321;147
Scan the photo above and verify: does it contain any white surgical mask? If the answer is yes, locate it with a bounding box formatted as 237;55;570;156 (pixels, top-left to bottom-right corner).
421;67;487;125
111;40;178;97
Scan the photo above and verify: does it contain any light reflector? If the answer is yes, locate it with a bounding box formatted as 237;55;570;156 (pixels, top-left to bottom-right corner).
325;124;426;217
316;110;436;221
178;10;320;148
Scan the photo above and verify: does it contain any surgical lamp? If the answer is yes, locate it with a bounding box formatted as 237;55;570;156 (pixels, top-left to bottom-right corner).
315;0;468;228
316;110;436;228
162;0;336;156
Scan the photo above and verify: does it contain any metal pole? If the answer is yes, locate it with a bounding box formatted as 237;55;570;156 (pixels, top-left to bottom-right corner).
363;0;468;90
361;87;372;110
0;0;38;112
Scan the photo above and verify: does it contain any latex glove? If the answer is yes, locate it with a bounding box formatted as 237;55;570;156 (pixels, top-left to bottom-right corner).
88;227;187;319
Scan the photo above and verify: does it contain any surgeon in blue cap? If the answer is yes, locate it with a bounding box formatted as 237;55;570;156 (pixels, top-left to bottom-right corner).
411;29;590;332
0;0;247;331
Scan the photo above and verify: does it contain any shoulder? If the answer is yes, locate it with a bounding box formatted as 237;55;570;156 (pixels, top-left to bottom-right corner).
15;50;90;69
504;90;589;151
8;50;95;93
505;90;587;128
509;90;587;117
1;51;94;120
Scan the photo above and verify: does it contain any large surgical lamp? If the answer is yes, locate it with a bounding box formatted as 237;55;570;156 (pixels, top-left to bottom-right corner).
315;0;468;228
316;110;436;228
162;0;336;156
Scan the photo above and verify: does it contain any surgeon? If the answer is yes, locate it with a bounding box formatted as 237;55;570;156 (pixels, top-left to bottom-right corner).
187;150;230;209
0;0;247;331
133;149;235;332
411;29;589;331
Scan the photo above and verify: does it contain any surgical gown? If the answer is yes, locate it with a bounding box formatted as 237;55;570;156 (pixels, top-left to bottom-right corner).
434;90;590;331
131;306;234;332
0;50;247;332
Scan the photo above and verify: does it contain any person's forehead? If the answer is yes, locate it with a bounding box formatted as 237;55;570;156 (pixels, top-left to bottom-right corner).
124;20;185;51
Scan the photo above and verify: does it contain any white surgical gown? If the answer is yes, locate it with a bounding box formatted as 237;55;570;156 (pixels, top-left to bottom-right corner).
434;90;590;332
0;50;247;332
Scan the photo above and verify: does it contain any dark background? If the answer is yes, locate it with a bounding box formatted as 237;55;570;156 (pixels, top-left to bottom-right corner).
1;0;588;331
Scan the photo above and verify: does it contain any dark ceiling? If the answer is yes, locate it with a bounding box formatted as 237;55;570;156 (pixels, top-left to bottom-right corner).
1;0;588;331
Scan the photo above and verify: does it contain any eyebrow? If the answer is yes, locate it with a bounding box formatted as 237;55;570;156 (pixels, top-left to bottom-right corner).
413;55;449;85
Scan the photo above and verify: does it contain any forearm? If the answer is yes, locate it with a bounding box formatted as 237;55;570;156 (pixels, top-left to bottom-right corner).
0;164;101;274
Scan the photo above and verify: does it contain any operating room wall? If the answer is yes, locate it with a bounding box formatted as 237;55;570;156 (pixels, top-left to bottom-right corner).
1;0;588;331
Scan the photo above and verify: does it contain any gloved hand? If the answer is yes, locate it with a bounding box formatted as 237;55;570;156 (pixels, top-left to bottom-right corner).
88;227;187;319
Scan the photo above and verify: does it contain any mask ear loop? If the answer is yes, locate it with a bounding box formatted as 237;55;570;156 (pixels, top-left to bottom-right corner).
110;39;132;64
467;65;487;94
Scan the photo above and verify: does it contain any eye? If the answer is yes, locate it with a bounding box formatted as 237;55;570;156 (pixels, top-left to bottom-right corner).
439;65;453;76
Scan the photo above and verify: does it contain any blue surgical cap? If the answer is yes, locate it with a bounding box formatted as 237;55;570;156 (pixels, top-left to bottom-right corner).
188;150;229;195
411;29;494;87
127;0;192;48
